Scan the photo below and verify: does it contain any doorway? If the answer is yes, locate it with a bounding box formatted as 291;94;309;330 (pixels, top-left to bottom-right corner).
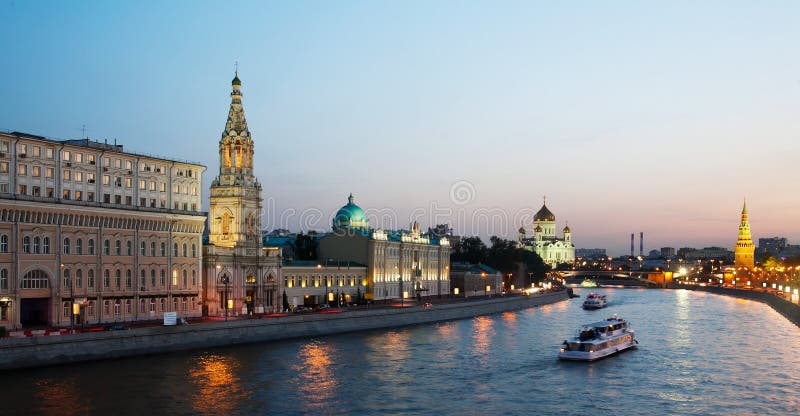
20;298;49;327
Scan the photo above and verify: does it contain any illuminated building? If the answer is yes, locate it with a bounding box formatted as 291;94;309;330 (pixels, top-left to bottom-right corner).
317;194;451;302
203;72;280;317
519;199;575;267
0;131;205;330
734;200;755;269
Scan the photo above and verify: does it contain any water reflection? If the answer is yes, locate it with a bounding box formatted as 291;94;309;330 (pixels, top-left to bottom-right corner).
471;316;495;365
291;340;339;412
188;353;249;415
33;377;89;416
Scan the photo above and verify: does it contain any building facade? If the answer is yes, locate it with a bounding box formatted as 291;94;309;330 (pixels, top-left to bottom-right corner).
318;194;451;302
202;72;280;317
520;200;575;267
282;260;367;308
0;131;205;330
734;200;755;270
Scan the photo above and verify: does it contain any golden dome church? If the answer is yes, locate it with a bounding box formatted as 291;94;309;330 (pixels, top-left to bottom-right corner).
519;199;575;267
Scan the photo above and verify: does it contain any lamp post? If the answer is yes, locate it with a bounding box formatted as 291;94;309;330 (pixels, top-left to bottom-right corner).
216;264;229;321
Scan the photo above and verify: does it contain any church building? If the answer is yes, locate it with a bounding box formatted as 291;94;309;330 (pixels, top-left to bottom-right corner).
519;199;575;267
202;72;281;317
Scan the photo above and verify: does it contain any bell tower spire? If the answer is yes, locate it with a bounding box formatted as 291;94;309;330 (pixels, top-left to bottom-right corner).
209;69;263;248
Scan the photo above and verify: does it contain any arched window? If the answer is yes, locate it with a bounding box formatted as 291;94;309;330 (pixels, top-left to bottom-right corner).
192;244;197;258
63;269;71;288
87;238;94;255
126;240;132;256
150;269;156;287
140;241;146;256
182;243;187;257
33;236;41;253
76;238;83;255
160;269;165;287
104;239;110;255
160;242;166;257
43;237;50;254
87;269;95;288
192;270;197;286
63;237;70;254
173;243;178;257
140;269;146;288
0;235;7;253
23;236;31;253
150;241;156;257
0;269;8;289
76;269;83;288
103;269;110;288
115;240;122;256
21;269;49;289
182;270;187;287
126;269;132;288
115;269;121;288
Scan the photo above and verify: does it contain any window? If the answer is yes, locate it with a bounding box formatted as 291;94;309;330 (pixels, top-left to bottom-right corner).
76;269;82;288
87;269;95;288
160;182;166;192
87;191;94;202
149;181;156;191
151;269;157;287
32;166;40;177
23;236;31;253
103;157;110;167
192;270;197;287
125;160;132;170
32;146;40;157
75;153;83;163
126;240;132;256
64;238;71;255
18;164;27;175
0;162;7;173
104;300;110;316
87;154;95;164
63;302;70;318
160;242;166;256
104;239;110;255
103;175;110;185
139;180;146;190
45;167;53;178
160;270;166;287
115;159;121;169
87;300;95;316
75;190;82;201
125;299;132;314
46;148;54;159
182;243;187;257
63;150;71;161
17;143;26;154
1;183;8;194
125;178;132;188
63;189;71;200
18;184;27;195
140;241;146;256
63;269;71;288
173;243;178;257
88;238;95;255
33;236;40;253
192;244;197;258
21;269;49;289
75;171;83;182
126;269;132;288
150;241;156;257
87;172;94;182
103;269;110;288
182;270;187;288
43;237;50;254
64;170;71;181
140;270;146;288
115;269;121;288
0;269;7;289
0;235;7;252
76;238;83;255
149;298;156;313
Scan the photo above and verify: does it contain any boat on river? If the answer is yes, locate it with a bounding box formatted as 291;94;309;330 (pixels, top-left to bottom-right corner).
559;315;637;361
582;293;607;309
580;279;597;288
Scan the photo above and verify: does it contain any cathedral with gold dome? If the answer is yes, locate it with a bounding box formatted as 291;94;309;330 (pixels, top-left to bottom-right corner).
519;199;575;267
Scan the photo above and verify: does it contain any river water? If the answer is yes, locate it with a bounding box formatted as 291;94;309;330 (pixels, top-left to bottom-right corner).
2;288;799;415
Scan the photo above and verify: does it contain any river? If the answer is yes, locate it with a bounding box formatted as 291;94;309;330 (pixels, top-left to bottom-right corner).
2;288;799;415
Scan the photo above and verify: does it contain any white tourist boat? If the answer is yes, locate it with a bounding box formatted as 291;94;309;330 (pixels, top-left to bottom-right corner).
559;315;637;361
582;293;607;309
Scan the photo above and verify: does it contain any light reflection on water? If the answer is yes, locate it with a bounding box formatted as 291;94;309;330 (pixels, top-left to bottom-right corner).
2;289;800;415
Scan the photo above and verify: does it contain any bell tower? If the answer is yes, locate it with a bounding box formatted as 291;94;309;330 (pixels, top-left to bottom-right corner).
734;199;755;269
208;70;263;248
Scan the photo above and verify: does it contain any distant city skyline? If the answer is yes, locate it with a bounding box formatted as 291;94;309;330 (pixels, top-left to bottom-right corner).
2;1;799;256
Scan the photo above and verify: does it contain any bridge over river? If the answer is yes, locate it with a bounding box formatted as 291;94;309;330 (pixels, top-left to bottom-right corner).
561;270;660;287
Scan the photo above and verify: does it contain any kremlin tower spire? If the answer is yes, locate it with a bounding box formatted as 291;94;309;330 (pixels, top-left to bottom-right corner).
734;199;755;269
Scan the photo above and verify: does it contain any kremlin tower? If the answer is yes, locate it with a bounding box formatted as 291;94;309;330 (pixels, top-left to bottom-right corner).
734;200;755;270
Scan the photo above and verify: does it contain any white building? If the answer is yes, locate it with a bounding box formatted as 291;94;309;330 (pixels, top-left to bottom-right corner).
520;200;575;267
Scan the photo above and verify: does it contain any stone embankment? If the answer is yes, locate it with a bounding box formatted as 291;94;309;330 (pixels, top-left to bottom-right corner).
682;285;800;327
0;290;569;370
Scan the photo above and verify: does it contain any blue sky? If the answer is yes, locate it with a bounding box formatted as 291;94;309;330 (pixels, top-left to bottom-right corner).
1;1;799;255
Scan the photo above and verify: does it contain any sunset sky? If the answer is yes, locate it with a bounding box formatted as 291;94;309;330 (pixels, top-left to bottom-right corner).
1;1;799;255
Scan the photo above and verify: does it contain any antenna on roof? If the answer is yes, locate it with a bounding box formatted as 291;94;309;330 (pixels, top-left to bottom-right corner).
80;124;87;139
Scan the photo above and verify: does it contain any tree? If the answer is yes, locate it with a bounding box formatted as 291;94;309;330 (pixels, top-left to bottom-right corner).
282;290;289;312
451;236;488;264
294;233;318;260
